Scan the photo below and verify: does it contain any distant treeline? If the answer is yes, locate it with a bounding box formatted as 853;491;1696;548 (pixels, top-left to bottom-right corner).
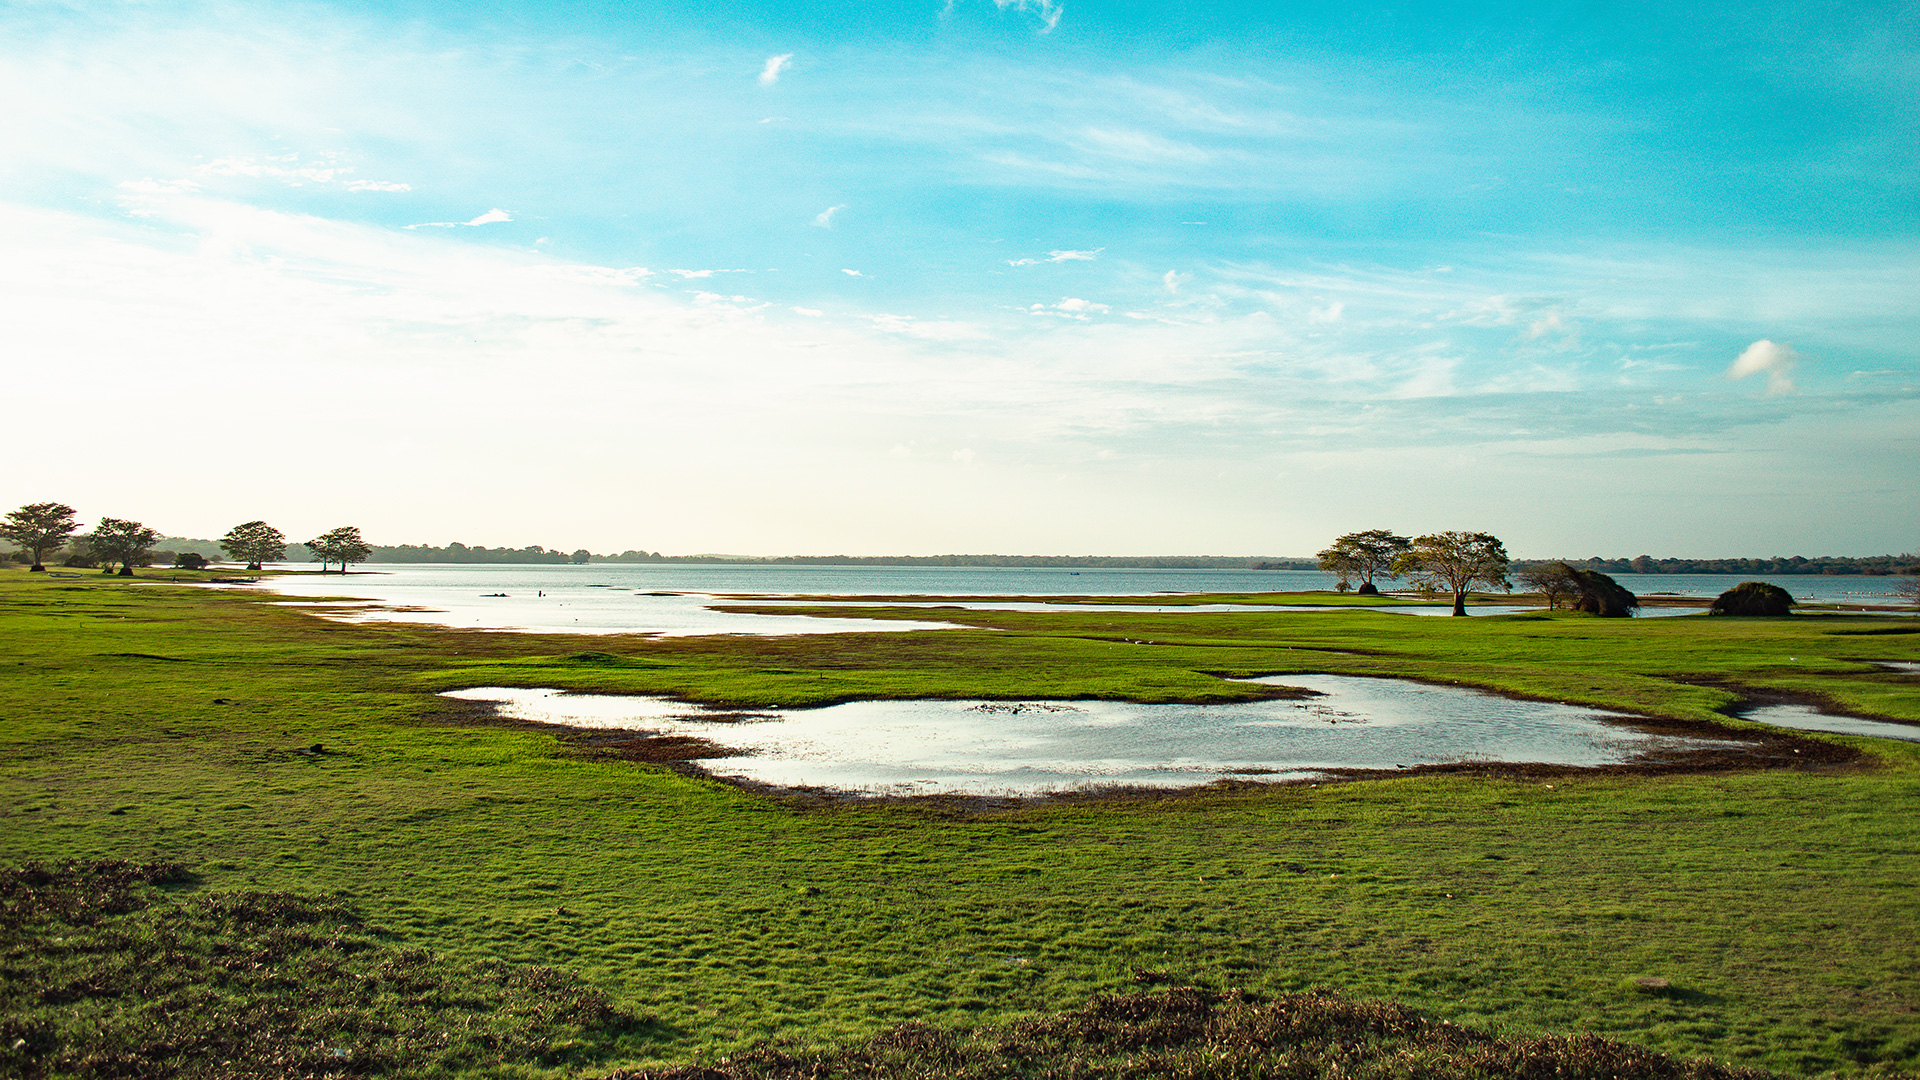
137;539;1914;574
596;552;1320;569
1531;554;1919;576
372;543;589;564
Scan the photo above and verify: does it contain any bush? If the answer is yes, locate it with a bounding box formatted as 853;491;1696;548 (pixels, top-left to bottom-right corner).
173;552;209;570
1570;568;1639;617
1710;581;1795;616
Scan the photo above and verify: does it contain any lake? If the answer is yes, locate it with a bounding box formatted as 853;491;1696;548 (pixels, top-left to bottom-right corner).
256;563;1914;636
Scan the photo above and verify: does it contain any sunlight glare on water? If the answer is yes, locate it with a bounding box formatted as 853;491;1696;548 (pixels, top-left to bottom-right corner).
443;675;1742;797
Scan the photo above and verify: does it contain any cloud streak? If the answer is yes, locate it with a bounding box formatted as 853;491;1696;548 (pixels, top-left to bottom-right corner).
406;208;512;229
1008;248;1102;267
758;54;792;87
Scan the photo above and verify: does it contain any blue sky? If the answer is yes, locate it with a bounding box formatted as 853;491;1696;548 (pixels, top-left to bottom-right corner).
3;0;1915;556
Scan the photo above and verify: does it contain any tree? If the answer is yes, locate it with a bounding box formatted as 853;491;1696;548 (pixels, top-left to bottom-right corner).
88;517;160;577
1393;531;1510;616
570;548;592;565
1568;567;1639;617
1518;562;1581;610
306;526;372;573
220;520;288;570
1;502;80;572
1897;571;1920;609
1316;529;1411;595
1710;581;1794;616
173;552;210;570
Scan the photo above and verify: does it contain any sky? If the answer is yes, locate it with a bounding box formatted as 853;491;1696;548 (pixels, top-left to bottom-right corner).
3;0;1916;557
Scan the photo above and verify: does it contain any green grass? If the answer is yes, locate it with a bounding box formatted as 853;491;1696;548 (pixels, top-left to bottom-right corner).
1;570;1917;1077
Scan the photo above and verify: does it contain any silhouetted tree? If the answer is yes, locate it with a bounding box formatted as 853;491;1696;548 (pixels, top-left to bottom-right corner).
1710;581;1794;616
1317;529;1410;595
220;521;288;570
1;502;80;572
1519;562;1581;610
1394;531;1510;616
570;548;592;565
173;552;210;570
88;517;160;577
306;526;372;573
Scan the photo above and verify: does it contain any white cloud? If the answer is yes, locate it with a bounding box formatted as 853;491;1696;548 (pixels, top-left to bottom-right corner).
814;204;846;228
1029;297;1110;320
1162;269;1187;294
792;306;823;317
407;208;512;229
841;268;865;277
194;154;410;193
670;268;716;279
758;54;792;87
1728;339;1800;394
1008;248;1102;267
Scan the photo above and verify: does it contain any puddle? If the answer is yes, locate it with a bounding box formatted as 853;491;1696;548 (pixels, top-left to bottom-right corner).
1876;660;1920;673
444;675;1743;797
1739;704;1920;743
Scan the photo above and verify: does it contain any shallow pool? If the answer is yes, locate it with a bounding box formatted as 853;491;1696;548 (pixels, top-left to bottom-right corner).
1738;704;1920;743
444;675;1743;797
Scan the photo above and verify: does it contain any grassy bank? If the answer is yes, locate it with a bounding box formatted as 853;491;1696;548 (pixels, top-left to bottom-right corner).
1;570;1916;1076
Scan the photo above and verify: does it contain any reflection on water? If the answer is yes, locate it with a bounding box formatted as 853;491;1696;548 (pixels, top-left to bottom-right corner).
1739;704;1920;743
444;675;1740;797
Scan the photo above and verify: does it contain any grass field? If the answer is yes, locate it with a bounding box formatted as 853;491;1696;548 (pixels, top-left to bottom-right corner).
2;569;1917;1077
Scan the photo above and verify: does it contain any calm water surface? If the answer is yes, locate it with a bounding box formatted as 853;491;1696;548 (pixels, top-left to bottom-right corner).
444;675;1742;797
260;564;1910;636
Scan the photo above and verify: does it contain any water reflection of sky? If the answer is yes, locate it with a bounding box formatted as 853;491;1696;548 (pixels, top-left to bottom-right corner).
444;675;1743;797
258;564;1912;637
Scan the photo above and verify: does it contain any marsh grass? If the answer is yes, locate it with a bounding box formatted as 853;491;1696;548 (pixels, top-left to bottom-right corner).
1;571;1917;1076
0;860;649;1078
609;985;1785;1080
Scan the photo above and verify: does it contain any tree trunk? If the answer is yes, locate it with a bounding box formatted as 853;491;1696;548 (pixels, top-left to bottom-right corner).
1451;592;1467;616
117;565;134;577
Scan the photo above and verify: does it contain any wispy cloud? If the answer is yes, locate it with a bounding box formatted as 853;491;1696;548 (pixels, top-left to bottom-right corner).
758;54;793;87
841;268;865;277
1008;248;1102;267
1728;339;1799;394
993;0;1063;33
813;204;846;228
407;208;511;229
1162;270;1187;294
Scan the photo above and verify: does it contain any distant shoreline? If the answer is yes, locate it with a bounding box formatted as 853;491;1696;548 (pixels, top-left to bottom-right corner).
146;537;1916;575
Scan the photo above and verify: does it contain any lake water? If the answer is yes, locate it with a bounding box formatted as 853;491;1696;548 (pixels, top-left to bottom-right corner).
259;564;1913;636
443;675;1743;797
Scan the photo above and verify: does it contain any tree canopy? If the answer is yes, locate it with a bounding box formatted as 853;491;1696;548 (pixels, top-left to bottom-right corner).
1393;531;1510;616
88;518;160;577
220;521;287;571
1316;530;1410;595
1;502;80;571
306;527;373;573
1518;562;1638;616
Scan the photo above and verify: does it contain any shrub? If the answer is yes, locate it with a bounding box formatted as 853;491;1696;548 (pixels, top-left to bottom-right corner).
1710;581;1795;616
